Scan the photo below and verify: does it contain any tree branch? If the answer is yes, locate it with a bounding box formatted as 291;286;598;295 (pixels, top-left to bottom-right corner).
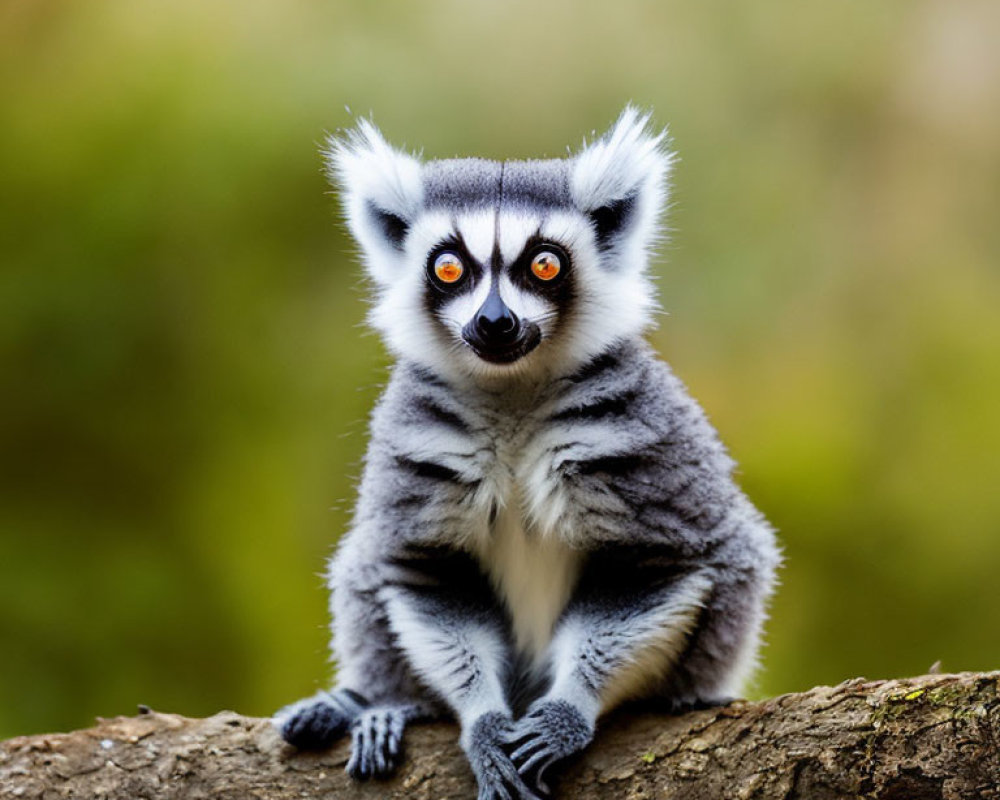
1;672;997;799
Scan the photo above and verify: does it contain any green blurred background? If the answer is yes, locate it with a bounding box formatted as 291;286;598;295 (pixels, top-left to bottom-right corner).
2;0;999;739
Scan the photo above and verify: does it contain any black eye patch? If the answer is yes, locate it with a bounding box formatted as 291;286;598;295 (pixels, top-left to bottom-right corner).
423;237;482;315
508;239;575;312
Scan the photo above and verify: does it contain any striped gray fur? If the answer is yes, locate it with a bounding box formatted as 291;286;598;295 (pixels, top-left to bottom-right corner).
331;338;775;698
275;108;780;800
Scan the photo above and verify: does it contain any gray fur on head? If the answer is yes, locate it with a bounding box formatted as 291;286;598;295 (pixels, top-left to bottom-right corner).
277;107;780;800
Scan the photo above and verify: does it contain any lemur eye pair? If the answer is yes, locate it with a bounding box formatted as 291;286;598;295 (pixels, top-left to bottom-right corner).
431;249;563;285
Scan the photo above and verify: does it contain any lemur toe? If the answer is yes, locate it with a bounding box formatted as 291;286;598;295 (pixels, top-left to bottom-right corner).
274;689;367;750
345;707;408;779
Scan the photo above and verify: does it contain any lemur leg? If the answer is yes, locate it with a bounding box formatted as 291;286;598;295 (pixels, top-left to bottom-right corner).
276;552;440;764
274;687;368;750
660;559;775;710
509;563;714;796
382;547;542;800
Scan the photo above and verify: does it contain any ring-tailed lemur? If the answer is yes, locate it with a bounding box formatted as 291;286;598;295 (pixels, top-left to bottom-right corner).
274;107;780;799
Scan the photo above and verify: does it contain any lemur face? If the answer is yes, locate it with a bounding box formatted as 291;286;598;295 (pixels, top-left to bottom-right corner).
328;108;672;381
416;159;580;368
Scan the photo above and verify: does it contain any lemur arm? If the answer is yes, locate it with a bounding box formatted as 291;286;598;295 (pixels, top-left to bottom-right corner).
508;550;715;795
380;546;542;800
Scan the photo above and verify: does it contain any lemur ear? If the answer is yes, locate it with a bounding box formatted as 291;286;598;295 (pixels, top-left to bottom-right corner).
570;106;673;262
324;119;423;282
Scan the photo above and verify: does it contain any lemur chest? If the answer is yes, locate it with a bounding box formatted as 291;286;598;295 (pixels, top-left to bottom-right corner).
465;419;585;660
473;503;582;661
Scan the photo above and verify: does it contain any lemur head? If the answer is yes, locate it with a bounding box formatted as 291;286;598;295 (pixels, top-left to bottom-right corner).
327;107;672;382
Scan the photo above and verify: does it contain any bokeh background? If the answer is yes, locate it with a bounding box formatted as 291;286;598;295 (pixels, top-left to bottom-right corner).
2;0;999;739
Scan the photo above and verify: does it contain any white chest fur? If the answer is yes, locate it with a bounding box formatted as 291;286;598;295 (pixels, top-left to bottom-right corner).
473;502;582;661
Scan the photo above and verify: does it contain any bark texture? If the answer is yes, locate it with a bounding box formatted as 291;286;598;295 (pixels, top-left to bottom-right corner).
1;672;997;800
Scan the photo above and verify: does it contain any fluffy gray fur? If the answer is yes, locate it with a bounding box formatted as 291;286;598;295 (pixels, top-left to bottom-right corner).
274;107;780;800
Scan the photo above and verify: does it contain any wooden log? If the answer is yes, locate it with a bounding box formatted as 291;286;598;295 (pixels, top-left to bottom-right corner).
1;672;997;799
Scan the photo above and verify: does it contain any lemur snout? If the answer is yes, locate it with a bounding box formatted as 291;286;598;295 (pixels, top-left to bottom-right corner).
461;288;541;364
474;291;519;344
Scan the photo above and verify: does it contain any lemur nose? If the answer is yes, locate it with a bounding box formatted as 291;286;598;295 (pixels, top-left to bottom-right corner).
475;291;519;342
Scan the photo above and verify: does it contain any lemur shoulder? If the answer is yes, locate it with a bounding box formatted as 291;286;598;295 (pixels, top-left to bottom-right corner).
274;107;780;800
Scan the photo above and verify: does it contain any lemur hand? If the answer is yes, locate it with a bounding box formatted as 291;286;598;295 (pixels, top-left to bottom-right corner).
465;711;544;800
505;700;593;797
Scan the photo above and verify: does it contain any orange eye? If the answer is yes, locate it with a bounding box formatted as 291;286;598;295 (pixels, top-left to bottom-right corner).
433;252;464;284
530;251;561;281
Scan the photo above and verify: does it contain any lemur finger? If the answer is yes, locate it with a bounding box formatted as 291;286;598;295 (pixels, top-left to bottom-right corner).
481;751;539;800
517;748;557;779
387;713;405;757
374;713;393;775
503;764;544;800
510;738;546;763
503;723;543;752
519;755;558;799
478;774;516;800
373;743;388;775
386;729;402;759
345;726;363;778
346;723;372;779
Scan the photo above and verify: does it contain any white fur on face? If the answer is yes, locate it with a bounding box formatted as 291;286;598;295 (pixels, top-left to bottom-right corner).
496;211;539;265
328;106;673;383
496;274;551;327
534;210;658;374
436;273;492;339
369;205;659;381
455;209;495;266
437;209;557;335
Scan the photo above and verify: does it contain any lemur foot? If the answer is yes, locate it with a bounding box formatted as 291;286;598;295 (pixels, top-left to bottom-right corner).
346;706;410;779
466;712;543;800
506;700;593;797
274;688;368;750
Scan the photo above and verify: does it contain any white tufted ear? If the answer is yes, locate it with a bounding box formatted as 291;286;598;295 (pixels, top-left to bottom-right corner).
570;106;673;266
324;119;424;285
